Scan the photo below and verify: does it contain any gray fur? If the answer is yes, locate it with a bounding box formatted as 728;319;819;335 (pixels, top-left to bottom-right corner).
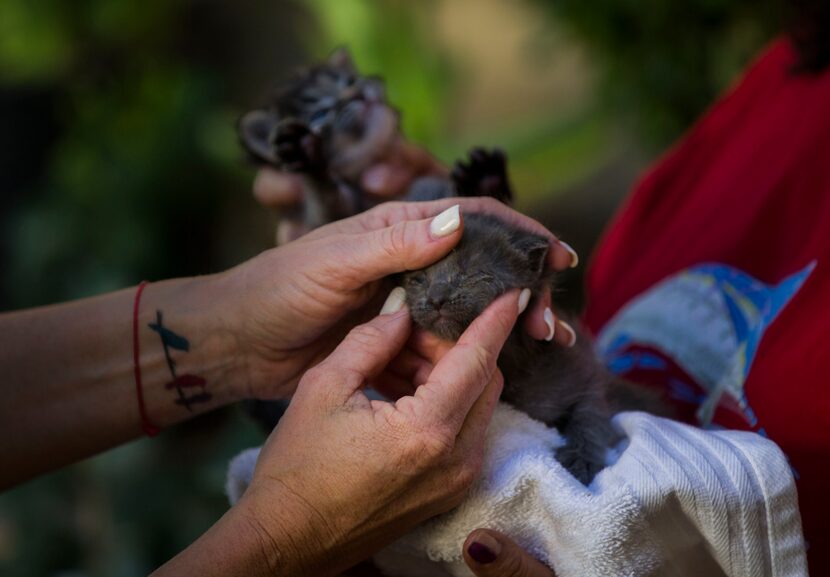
403;213;666;484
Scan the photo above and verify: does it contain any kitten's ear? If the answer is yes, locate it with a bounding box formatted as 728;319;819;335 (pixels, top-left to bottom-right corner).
328;46;356;73
238;109;280;164
516;236;550;277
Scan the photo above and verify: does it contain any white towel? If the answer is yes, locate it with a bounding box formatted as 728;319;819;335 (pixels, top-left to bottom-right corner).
226;404;807;577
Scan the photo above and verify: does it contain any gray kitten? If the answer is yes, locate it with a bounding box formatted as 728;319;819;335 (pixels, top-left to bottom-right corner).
402;212;666;484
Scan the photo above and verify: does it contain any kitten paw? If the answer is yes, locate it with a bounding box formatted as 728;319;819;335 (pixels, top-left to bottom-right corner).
555;445;605;485
451;147;513;204
274;118;324;173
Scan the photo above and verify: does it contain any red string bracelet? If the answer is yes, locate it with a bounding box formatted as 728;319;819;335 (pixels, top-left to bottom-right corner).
133;281;161;437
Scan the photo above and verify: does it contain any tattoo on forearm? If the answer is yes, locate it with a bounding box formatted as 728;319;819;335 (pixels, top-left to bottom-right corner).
148;310;211;410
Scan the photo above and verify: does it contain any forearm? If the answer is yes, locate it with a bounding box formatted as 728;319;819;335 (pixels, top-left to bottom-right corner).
153;488;342;577
153;502;279;577
0;274;244;489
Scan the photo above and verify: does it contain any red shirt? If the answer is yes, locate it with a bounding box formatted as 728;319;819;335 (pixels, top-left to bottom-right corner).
584;38;830;574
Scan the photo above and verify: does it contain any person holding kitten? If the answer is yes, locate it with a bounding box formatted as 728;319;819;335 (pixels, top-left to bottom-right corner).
0;196;569;576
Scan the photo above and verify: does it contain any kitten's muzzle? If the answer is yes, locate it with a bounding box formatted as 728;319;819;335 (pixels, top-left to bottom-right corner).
426;282;451;311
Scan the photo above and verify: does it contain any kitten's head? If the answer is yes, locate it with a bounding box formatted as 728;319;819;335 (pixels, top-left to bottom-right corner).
240;47;398;179
403;213;551;341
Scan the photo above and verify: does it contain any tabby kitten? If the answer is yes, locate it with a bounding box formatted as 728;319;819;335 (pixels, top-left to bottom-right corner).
239;47;399;230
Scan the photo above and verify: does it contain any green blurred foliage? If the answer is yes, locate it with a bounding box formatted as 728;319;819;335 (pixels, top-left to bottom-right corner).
532;0;780;147
0;0;254;309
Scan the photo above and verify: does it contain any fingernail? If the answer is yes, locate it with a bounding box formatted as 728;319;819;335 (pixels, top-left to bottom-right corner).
558;319;577;347
362;165;390;192
380;287;407;315
518;288;532;314
544;308;556;341
559;240;579;268
429;205;461;238
467;533;501;564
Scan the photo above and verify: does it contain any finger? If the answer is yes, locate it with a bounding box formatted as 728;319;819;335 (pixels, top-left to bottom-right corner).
555;239;579;271
316;302;412;401
276;219;310;245
406;328;454;365
463;529;557;577
319;198;576;272
384;347;433;384
521;293;575;347
454;369;504;457
368;372;418;400
362;164;414;198
411;290;520;432
522;288;552;341
253;168;304;208
361;140;448;196
396;139;448;177
323;205;464;287
555;318;577;348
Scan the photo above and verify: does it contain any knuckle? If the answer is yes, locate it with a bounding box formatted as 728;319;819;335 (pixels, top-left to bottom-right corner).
301;365;328;386
497;551;527;576
451;462;479;493
480;196;500;210
379;222;411;263
463;342;495;382
494;306;517;335
404;430;455;468
347;322;386;349
492;369;505;393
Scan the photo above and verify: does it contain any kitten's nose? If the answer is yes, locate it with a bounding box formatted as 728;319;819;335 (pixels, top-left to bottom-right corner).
426;283;450;310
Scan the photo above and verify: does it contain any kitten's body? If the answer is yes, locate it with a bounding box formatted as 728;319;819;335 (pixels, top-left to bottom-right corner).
402;214;664;483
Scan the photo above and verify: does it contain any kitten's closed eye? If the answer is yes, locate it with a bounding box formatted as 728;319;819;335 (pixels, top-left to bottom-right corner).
403;212;551;341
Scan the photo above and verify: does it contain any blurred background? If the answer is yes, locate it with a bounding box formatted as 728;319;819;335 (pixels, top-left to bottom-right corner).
0;0;781;574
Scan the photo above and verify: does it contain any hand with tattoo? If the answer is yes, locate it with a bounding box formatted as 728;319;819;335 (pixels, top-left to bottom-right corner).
222;197;579;402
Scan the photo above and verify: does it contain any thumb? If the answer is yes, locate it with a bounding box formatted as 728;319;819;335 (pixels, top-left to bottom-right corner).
314;288;412;401
330;204;463;286
463;529;557;577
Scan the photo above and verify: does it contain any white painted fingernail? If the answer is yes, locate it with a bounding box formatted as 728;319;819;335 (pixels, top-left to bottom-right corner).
518;288;532;314
380;287;407;315
559;241;579;268
544;308;556;341
559;320;577;347
429;205;461;238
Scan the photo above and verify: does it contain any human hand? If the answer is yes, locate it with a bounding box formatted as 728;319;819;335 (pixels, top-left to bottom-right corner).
220;198;577;401
464;528;557;576
253;136;446;244
233;289;520;576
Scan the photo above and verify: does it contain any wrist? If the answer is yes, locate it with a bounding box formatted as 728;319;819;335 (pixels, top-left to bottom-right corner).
220;250;303;399
232;480;342;577
152;488;304;577
137;274;246;428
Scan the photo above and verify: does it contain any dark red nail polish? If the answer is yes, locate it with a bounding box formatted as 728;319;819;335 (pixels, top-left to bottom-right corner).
467;541;497;564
